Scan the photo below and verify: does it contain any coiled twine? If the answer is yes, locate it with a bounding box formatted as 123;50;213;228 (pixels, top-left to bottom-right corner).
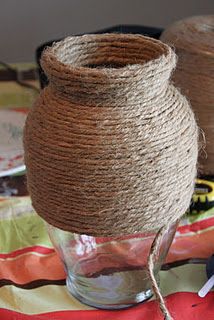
161;15;214;175
24;34;198;237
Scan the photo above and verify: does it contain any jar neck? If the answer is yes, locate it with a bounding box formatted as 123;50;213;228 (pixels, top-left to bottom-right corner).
41;34;175;106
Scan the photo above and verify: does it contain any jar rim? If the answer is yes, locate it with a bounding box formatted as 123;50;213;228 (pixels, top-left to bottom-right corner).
41;33;175;83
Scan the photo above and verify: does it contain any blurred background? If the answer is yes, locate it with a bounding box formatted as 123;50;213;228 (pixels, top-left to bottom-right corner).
1;0;213;62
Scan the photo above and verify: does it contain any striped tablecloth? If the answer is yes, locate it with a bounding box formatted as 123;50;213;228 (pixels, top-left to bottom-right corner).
1;195;214;320
1;66;214;319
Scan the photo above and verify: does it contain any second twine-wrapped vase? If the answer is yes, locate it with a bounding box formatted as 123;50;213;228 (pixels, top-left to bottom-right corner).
24;34;198;319
161;15;214;175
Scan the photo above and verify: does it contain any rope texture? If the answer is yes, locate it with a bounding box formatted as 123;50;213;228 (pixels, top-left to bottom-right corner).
161;15;214;175
24;34;198;236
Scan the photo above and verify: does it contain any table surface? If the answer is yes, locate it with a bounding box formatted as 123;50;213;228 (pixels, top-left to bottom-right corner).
1;68;214;320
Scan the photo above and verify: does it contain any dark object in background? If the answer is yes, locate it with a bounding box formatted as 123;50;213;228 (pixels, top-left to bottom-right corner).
0;62;37;82
0;175;28;197
206;255;214;279
188;179;214;214
35;25;163;88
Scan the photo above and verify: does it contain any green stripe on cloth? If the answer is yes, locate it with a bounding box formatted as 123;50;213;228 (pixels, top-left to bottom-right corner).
184;207;214;225
0;210;52;253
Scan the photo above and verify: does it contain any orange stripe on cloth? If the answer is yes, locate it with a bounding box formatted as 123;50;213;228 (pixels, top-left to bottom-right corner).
168;227;214;262
0;252;65;284
11;107;29;114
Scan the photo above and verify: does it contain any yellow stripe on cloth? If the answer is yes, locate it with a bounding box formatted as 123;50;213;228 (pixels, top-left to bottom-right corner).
160;264;207;296
0;199;52;253
0;285;92;314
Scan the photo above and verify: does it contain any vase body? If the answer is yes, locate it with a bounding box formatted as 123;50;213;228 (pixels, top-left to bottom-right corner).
24;34;198;237
24;34;198;319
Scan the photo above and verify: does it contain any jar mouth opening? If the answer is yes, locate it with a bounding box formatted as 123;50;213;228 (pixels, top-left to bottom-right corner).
46;33;171;74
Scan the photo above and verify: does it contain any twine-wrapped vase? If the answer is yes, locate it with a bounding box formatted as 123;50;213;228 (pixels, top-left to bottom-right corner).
161;15;214;175
24;34;198;319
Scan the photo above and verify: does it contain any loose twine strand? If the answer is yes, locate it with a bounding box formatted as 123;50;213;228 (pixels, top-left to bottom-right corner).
23;34;198;319
148;224;177;320
161;15;214;176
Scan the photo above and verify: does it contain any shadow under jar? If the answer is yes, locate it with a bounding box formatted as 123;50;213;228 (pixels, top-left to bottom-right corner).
47;222;177;310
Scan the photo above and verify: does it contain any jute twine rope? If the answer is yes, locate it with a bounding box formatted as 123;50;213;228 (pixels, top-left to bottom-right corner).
148;224;176;320
161;15;214;176
24;34;198;319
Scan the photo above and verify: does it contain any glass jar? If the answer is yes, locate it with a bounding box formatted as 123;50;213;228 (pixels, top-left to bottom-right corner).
47;222;177;310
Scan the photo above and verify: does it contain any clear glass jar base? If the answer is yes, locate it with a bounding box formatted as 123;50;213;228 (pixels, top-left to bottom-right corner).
66;276;153;310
